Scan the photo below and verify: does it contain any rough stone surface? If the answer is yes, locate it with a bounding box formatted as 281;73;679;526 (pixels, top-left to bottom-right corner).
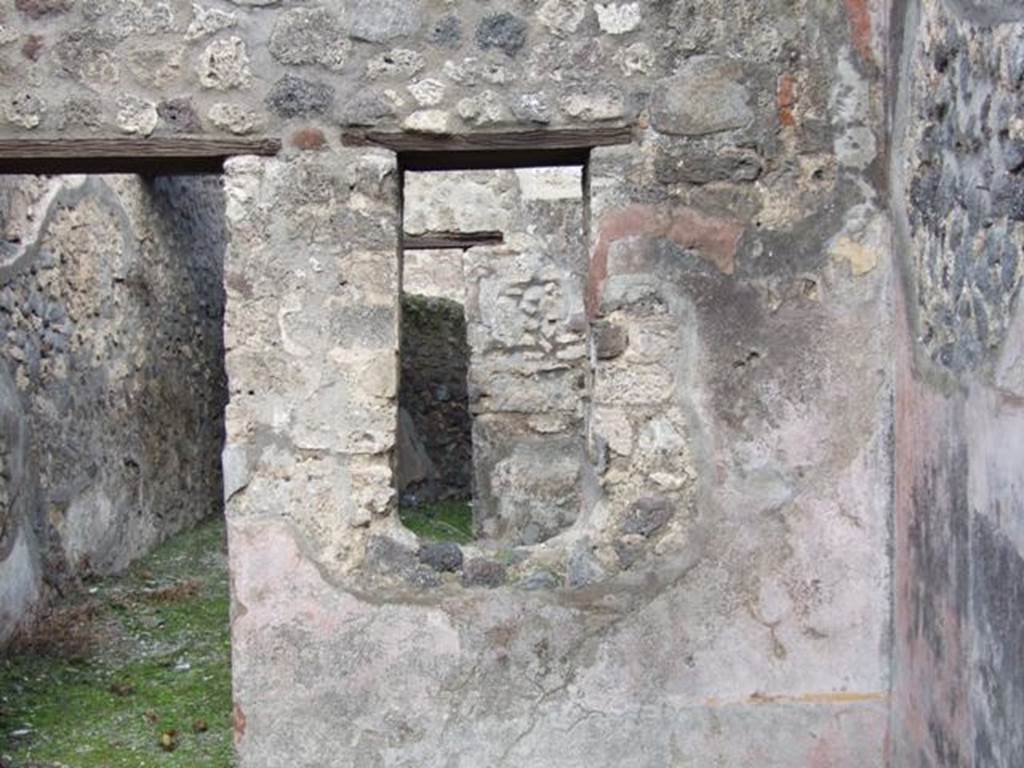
269;8;349;72
4;0;1019;764
890;1;1024;765
265;75;334;119
349;0;423;43
197;36;252;91
0;175;227;640
476;13;528;57
418;541;463;573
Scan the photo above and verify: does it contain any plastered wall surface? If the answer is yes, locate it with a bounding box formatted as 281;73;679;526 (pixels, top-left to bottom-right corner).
210;0;896;762
889;0;1024;765
0;173;227;644
15;0;1022;765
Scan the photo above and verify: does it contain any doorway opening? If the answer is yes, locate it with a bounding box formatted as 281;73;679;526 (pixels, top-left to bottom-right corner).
396;163;589;547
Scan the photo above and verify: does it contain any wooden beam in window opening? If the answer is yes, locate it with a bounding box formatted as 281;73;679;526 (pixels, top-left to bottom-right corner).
342;126;633;171
403;230;505;251
0;137;282;175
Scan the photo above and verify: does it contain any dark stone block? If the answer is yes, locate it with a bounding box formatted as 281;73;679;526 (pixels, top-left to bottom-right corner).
461;558;506;588
593;320;628;360
158;98;201;134
476;13;527;57
266;75;335;119
418;541;464;573
430;16;462;48
620;496;674;537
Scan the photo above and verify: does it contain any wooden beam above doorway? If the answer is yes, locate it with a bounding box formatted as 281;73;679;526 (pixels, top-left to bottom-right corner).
0;137;282;175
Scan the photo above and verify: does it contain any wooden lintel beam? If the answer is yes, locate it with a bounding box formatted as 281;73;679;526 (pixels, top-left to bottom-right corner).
344;126;633;170
403;230;505;250
0;137;281;175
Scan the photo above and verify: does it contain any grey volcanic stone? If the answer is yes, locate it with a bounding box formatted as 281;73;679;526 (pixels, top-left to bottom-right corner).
365;535;418;574
350;0;423;42
651;56;753;137
593;321;628;360
266;75;334;118
461;558;507;588
429;16;462;48
418;541;464;573
655;143;763;185
158;98;201;133
269;7;349;72
567;541;606;587
476;13;528;57
620;496;673;537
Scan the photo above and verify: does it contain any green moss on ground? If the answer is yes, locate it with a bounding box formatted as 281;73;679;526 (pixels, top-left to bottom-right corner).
399;500;474;544
0;518;235;768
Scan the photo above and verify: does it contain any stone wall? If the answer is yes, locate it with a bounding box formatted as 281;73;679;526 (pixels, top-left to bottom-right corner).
222;0;895;759
0;173;227;645
397;293;471;504
889;1;1024;765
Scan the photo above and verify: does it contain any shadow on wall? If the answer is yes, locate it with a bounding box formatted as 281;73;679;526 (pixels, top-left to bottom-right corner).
0;173;229;645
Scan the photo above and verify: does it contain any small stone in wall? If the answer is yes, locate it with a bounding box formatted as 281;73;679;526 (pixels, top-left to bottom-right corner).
620;496;673;538
593;321;628;359
651;57;753;137
513;92;551;124
349;0;423;42
429;15;462;48
457;90;507;125
157;97;201;133
461;558;507;588
290;127;327;151
15;0;71;18
269;7;350;72
58;97;103;130
197;37;252;90
266;75;335;118
408;79;445;107
126;44;184;90
89;0;174;38
116;94;157;135
6;92;46;129
538;0;588;36
208;102;260;134
22;35;44;62
403;109;452;134
567;540;606;588
595;2;641;34
185;3;237;42
476;13;528;57
56;29;120;87
561;90;625;121
366;49;424;80
521;570;559;590
614;42;654;76
343;90;398;126
419;541;463;573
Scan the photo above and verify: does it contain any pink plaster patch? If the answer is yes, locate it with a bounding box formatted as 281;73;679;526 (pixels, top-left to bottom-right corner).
589;204;744;317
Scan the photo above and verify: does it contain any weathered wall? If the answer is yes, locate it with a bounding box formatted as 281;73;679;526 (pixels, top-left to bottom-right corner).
222;0;895;762
403;167;587;543
890;1;1024;765
0;173;227;644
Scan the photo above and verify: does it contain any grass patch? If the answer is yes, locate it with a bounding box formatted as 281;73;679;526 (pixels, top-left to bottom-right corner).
399;500;474;544
0;517;235;768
